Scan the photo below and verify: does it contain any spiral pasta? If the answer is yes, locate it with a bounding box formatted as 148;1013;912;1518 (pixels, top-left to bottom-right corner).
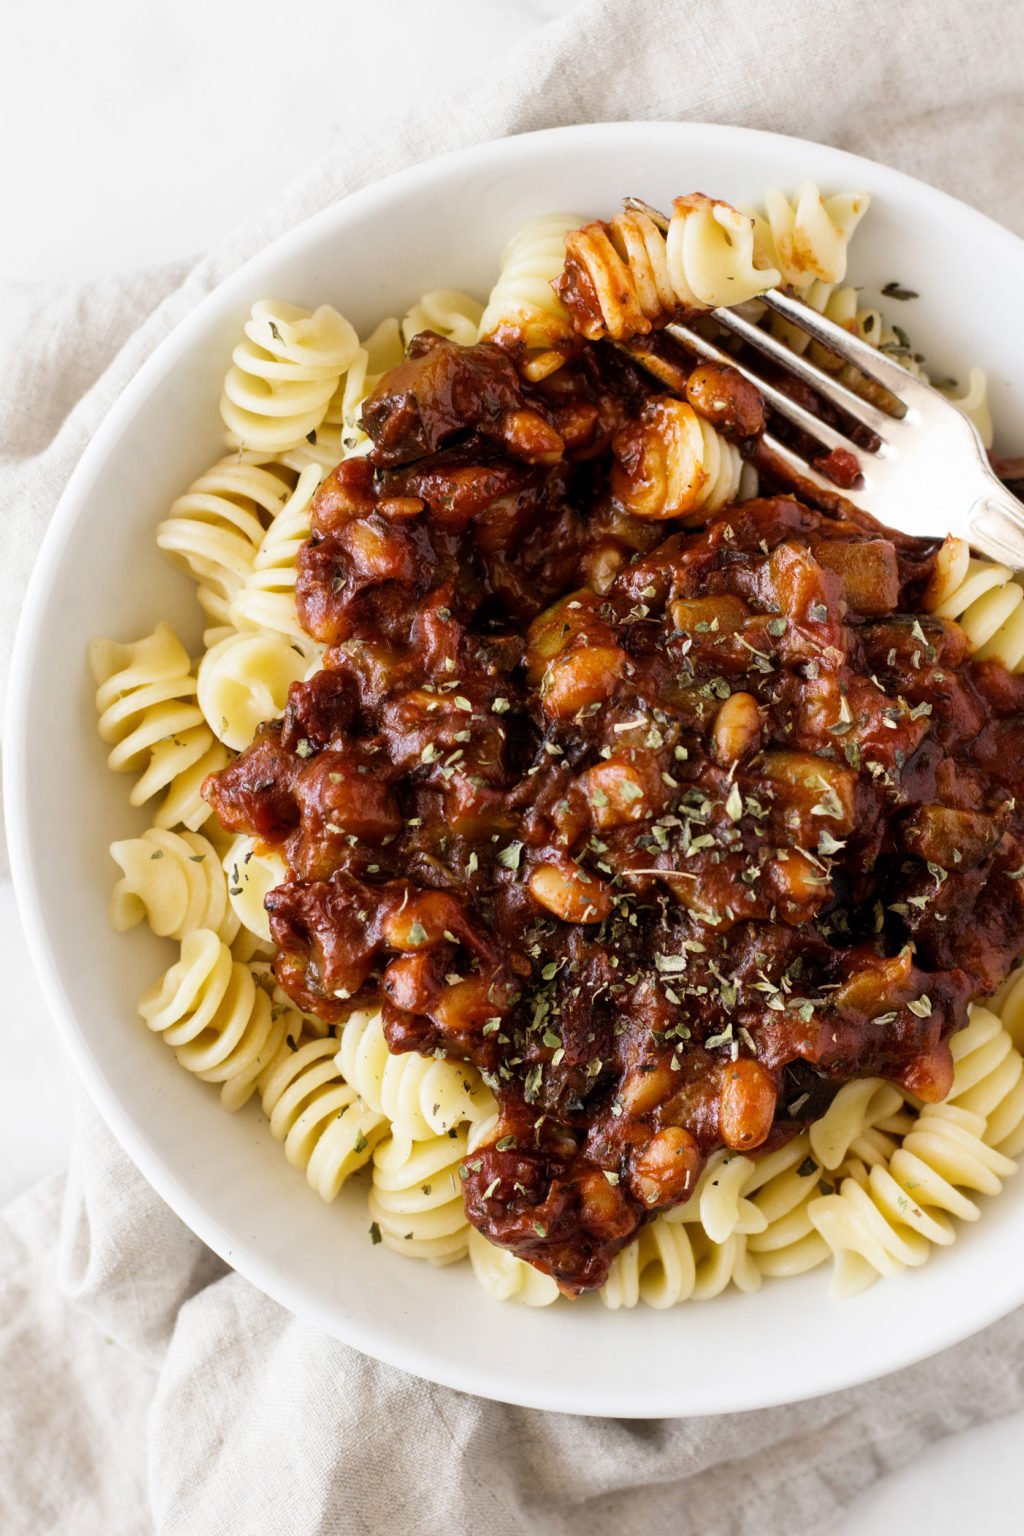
222;834;290;947
220;300;360;454
90;622;229;831
601;1215;697;1309
228;464;324;639
335;1008;496;1143
256;1033;387;1199
466;1227;560;1306
742;1135;831;1280
197;628;320;751
946;1005;1024;1159
557;196;780;345
750;184;869;290
368;1129;471;1263
808;1101;1017;1295
110;826;239;945
808;1078;906;1171
673;1147;769;1244
612;396;743;521
138;928;293;1110
923;536;1024;670
990;962;1024;1049
156;457;295;639
477;213;582;376
402;289;482;349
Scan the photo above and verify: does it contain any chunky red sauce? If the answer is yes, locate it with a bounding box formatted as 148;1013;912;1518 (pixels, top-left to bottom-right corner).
205;331;1024;1293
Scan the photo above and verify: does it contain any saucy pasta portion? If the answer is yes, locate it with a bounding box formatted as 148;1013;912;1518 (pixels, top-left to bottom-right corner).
94;183;1024;1305
204;329;1024;1294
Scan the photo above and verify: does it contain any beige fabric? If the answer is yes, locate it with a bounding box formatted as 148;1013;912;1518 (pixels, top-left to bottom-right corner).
2;0;1024;1531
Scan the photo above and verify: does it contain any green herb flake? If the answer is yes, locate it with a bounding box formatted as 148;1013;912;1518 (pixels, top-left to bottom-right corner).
496;841;523;870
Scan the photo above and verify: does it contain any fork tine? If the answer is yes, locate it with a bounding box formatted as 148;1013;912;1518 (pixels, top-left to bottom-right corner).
710;305;898;437
663;322;876;457
760;289;924;398
623;195;903;435
760;431;869;513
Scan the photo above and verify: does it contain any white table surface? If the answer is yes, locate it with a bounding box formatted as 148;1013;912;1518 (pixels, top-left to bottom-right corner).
1;1;1021;1528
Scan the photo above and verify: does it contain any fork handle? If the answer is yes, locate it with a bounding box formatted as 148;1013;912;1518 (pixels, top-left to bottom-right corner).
969;483;1024;569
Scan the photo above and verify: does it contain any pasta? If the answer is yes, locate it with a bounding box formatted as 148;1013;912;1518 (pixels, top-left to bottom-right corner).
477;213;581;375
556;196;780;343
808;1078;906;1171
220;299;360;453
923;536;1024;670
138;928;293;1110
402;289;483;349
750;184;869;289
602;1215;697;1309
946;1005;1024;1159
90;622;228;831
612;396;743;520
808;1101;1017;1296
197;629;320;751
273;319;408;471
990;961;1024;1048
466;1227;560;1307
227;463;325;640
95;186;1024;1314
256;1034;387;1199
110;826;239;946
368;1129;472;1263
222;835;290;947
742;1134;830;1280
335;1007;496;1143
156;457;294;642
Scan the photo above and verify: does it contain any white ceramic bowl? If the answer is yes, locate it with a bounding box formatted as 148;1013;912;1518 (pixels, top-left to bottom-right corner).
8;122;1024;1418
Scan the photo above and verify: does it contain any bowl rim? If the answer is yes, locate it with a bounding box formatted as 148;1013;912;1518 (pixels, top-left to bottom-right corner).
8;118;1024;1418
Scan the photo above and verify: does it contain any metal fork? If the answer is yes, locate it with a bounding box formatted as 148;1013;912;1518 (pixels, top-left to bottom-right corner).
623;197;1024;567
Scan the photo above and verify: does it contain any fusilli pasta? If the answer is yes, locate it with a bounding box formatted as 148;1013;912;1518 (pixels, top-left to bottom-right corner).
466;1227;560;1306
750;184;869;290
138;928;292;1110
923;536;1024;670
90;622;228;831
947;1005;1024;1159
368;1129;471;1263
602;1215;697;1309
222;834;290;947
402;289;482;349
256;1034;387;1199
478;213;581;376
220;300;360;453
228;464;324;639
558;196;779;344
808;1101;1017;1295
156;457;294;641
990;962;1024;1049
197;628;320;751
611;396;742;520
335;1007;496;1143
110;826;238;945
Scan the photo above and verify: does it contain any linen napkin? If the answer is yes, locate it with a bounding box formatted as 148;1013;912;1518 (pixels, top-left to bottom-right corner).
3;1;1024;1531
